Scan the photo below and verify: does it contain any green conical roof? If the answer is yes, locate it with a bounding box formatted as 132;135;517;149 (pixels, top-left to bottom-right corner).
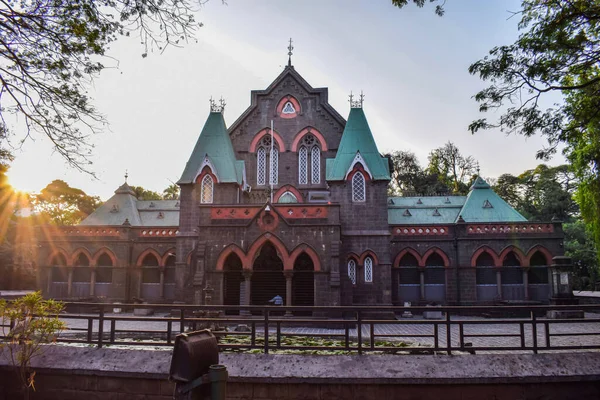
457;176;527;223
326;107;390;181
178;112;242;184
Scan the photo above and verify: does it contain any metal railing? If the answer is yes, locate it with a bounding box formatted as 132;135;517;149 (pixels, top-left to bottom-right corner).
2;303;600;355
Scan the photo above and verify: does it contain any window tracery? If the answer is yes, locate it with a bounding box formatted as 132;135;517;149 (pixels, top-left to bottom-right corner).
352;172;366;202
364;257;373;283
200;174;213;204
298;134;320;185
282;101;296;114
348;259;356;285
257;136;278;186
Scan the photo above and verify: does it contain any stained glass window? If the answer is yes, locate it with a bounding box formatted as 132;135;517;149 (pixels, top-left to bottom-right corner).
352;172;366;202
311;145;320;184
201;174;213;203
299;146;308;184
257;147;266;185
348;260;356;285
364;257;373;283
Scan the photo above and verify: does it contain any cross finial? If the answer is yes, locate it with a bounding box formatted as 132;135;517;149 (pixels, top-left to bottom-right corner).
349;90;364;108
348;91;354;104
287;38;294;67
359;90;365;107
124;169;128;183
219;97;226;113
476;161;481;175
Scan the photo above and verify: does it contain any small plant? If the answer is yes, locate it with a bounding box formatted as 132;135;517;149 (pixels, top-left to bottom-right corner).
0;291;66;400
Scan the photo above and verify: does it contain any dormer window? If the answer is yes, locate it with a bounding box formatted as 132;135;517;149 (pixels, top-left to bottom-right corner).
483;199;493;208
110;204;119;213
352;171;366;202
282;101;296;114
157;212;164;219
201;174;213;204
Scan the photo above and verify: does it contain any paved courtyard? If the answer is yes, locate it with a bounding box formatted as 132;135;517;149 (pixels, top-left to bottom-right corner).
58;311;600;352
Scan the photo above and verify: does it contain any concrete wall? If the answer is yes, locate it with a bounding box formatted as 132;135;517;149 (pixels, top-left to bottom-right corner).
1;346;599;400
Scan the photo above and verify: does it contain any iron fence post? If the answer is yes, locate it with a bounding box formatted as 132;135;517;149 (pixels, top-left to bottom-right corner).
264;308;269;354
531;311;538;354
98;305;104;348
357;310;362;355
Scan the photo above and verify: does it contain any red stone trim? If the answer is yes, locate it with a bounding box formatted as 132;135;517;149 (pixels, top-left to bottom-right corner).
274;205;328;219
138;228;178;237
59;227;121;237
466;223;554;235
392;226;449;236
161;248;177;267
136;249;163;267
276;95;301;119
471;246;501;267
71;248;93;267
346;165;371;182
249;128;286;153
93;248;118;267
526;245;553;266
273;185;303;203
393;248;422;268
422;247;450;267
195;166;219;184
256;209;280;232
289;244;322;272
246;234;292;270
291;127;328;151
47;248;71;267
215;245;247;271
346;253;360;263
211;207;261;220
358;250;379;266
498;246;528;267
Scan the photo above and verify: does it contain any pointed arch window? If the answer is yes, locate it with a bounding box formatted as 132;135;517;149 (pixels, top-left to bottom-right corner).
311;145;320;184
348;259;357;285
299;146;308;184
278;191;298;203
352;171;366;202
257;136;278;186
270;147;278;185
200;174;213;204
257;147;267;185
364;257;373;283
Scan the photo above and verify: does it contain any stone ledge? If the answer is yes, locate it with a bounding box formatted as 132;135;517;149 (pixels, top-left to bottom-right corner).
1;345;599;385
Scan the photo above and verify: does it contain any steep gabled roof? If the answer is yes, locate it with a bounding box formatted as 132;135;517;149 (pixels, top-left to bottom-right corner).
388;196;466;224
228;65;346;135
178;111;242;185
326;107;390;181
456;176;527;223
80;182;142;226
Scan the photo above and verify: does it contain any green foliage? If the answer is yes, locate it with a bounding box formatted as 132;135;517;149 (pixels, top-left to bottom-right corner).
33;180;101;225
467;0;600;264
0;0;201;173
162;184;180;200
391;0;445;16
131;186;163;201
427;141;477;194
0;292;66;398
564;221;599;290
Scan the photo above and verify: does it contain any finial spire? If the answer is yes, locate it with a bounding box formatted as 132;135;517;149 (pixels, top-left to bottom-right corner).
124;169;128;183
476;161;481;175
209;96;226;113
287;38;294;67
349;90;364;108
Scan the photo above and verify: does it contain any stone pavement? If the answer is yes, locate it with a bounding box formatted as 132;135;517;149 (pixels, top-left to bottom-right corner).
58;312;600;352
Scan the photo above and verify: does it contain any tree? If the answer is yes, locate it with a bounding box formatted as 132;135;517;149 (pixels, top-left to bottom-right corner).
564;221;599;291
131;186;162;201
163;183;180;200
386;150;451;196
0;292;65;400
33;180;101;225
391;0;445;16
464;0;600;263
427;141;477;194
0;0;202;173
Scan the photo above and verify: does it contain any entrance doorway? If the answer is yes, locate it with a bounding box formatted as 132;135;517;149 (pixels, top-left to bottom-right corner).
293;253;315;315
251;243;285;306
223;253;243;314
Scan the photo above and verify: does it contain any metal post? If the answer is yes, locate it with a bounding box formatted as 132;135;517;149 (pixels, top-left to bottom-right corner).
531;311;538;354
180;307;185;333
357;310;362;355
446;310;451;355
98;305;104;348
209;365;228;400
264;309;269;354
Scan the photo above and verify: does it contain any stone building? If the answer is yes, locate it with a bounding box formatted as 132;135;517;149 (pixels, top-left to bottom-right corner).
37;61;562;308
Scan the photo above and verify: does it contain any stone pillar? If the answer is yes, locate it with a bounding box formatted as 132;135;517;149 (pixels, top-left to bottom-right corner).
523;269;529;300
67;268;73;297
46;268;52;294
159;269;165;299
284;270;294;317
241;269;252;315
496;270;502;299
90;268;96;297
419;270;425;301
136;268;142;299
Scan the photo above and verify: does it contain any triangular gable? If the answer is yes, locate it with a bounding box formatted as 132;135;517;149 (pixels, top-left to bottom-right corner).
457;177;527;223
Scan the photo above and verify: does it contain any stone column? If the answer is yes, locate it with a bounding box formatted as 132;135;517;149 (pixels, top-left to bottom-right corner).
284;270;294;317
241;269;252;315
159;268;165;299
419;270;425;301
523;268;529;300
136;268;143;299
46;268;52;294
90;268;96;297
496;270;502;299
67;268;74;297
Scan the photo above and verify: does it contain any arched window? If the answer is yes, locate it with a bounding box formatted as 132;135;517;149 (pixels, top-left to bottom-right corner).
299;146;308;184
278;191;298;203
200;174;213;204
73;253;91;283
352;171;366;202
96;253;113;284
311;145;320;184
257;147;267;185
348;259;357;285
364;257;373;283
74;253;90;266
256;136;278;186
51;253;67;266
141;253;160;284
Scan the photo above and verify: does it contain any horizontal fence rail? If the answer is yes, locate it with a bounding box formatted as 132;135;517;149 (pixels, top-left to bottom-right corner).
1;303;600;355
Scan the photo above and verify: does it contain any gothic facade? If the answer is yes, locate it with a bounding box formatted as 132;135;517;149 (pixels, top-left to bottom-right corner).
37;65;563;308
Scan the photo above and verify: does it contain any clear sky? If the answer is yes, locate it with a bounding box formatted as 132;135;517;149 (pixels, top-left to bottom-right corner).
6;0;563;200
